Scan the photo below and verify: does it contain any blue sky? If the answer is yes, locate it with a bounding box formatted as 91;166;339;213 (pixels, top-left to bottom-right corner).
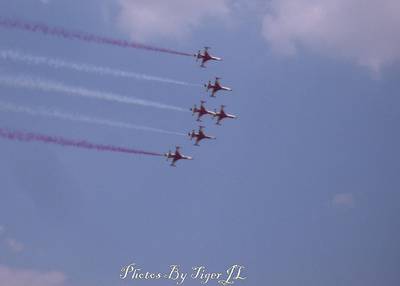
0;1;399;286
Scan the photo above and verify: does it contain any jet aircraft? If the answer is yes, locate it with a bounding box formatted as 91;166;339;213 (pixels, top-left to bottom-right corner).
213;105;237;125
190;100;216;121
205;77;232;97
164;146;193;167
195;47;222;68
188;126;216;146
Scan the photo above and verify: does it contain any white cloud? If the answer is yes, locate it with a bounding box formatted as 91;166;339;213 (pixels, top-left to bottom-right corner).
0;265;67;286
262;0;400;73
5;238;24;253
332;193;354;208
0;227;24;253
116;0;231;41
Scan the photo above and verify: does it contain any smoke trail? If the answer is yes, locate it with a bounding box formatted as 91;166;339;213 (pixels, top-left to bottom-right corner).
0;101;186;136
0;74;187;112
0;128;163;156
0;18;194;57
0;49;200;86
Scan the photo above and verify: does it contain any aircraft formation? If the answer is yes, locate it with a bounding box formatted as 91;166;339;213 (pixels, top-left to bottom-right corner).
0;18;238;166
165;47;237;167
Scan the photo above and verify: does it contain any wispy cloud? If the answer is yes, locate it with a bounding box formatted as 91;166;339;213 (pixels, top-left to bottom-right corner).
116;0;231;41
0;265;67;286
5;238;24;253
0;226;24;253
262;0;400;73
332;193;354;208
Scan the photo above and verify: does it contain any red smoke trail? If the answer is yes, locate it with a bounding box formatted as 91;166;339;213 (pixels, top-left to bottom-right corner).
0;128;163;157
0;18;194;57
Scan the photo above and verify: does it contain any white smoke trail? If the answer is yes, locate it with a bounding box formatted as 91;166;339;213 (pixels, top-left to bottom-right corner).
0;101;186;136
0;74;188;112
0;49;200;86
